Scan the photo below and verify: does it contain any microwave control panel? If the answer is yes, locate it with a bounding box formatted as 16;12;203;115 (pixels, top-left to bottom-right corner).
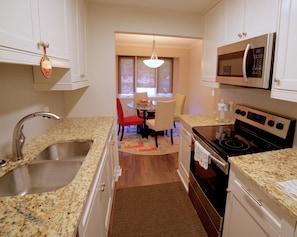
250;47;264;78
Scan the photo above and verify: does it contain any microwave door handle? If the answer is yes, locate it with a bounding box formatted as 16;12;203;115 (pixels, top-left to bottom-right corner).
243;43;251;82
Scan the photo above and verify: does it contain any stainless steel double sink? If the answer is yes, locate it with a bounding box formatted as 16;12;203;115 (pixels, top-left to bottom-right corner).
0;140;93;197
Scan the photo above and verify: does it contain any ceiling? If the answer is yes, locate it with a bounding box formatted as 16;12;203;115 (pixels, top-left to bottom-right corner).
89;0;220;14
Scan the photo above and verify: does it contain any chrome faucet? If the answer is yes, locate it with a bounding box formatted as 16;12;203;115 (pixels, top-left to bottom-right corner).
12;112;60;161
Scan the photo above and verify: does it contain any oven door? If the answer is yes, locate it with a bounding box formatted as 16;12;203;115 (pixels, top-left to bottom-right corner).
189;134;229;237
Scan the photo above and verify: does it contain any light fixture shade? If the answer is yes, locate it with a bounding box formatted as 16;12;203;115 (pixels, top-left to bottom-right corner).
143;59;164;68
143;39;164;68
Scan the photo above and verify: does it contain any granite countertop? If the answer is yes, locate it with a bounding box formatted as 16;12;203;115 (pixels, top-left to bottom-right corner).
0;117;114;236
229;149;297;220
180;113;234;130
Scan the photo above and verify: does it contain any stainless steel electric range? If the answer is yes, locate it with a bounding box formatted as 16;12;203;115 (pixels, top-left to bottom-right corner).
189;104;296;237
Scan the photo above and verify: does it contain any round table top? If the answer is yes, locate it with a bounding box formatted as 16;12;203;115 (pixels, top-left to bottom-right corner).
127;101;156;111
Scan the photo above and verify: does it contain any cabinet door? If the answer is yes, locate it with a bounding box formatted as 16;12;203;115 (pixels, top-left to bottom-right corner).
225;0;279;43
178;124;192;190
84;155;111;237
201;1;225;87
223;191;272;237
0;0;39;53
225;0;245;43
244;0;279;39
38;0;69;60
271;0;297;102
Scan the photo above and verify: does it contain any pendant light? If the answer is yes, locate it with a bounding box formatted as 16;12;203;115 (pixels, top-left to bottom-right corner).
143;38;164;68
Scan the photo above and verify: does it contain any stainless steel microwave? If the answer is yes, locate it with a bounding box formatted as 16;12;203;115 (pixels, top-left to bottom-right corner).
216;33;276;89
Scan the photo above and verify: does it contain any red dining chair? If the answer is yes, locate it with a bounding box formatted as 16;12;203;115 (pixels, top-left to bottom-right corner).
116;98;144;141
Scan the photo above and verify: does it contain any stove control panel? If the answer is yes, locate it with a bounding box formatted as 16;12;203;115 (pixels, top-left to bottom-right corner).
234;104;296;139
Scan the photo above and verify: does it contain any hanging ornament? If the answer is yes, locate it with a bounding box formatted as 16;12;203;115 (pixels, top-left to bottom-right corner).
39;42;52;78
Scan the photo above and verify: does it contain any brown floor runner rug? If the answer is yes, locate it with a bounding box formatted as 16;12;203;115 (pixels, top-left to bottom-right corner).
110;182;207;237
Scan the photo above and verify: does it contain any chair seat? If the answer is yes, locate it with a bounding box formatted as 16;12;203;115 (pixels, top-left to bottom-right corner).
123;116;143;126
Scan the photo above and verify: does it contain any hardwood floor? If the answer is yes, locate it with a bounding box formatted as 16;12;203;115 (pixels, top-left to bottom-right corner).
108;151;181;236
115;151;180;189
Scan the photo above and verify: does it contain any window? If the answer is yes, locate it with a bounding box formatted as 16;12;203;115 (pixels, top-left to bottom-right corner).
118;56;173;97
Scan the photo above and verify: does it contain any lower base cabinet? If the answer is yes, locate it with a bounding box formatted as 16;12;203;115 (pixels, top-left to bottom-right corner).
223;166;296;237
78;126;117;237
177;123;192;191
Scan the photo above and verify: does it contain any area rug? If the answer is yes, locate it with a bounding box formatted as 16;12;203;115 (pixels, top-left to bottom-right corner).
118;123;180;155
110;182;207;237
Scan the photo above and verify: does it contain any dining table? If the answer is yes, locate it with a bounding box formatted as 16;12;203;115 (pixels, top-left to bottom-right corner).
127;101;156;138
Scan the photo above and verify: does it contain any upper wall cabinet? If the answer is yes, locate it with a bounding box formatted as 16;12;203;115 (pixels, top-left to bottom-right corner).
33;0;89;90
271;0;297;103
0;0;70;67
225;0;279;43
201;1;225;88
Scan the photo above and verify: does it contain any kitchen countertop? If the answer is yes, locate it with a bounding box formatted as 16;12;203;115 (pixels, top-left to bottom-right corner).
180;113;234;130
229;149;297;220
0;117;114;236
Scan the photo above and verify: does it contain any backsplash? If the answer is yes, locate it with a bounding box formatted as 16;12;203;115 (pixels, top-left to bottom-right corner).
0;63;65;159
218;86;297;147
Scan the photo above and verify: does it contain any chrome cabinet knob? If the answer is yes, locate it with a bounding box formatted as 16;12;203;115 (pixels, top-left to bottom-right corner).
98;183;106;192
274;78;280;84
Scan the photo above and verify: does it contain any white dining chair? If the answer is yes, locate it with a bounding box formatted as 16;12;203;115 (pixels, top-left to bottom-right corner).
146;100;176;147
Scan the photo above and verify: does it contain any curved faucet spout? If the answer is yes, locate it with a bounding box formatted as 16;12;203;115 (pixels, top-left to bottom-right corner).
12;112;61;161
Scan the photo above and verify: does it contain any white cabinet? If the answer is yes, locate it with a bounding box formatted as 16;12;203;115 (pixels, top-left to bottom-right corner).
33;0;89;90
224;0;279;43
177;123;192;191
223;166;296;237
201;1;225;88
78;125;117;237
271;0;297;103
79;147;112;237
0;0;69;67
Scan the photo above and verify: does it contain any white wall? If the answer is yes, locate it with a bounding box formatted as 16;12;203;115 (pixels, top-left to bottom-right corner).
0;63;65;158
64;2;204;117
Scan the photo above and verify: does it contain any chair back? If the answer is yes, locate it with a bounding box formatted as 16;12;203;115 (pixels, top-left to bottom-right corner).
116;98;124;124
134;92;148;104
154;100;176;131
174;93;186;116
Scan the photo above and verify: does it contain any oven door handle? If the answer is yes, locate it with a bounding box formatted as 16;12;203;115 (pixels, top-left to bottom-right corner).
209;154;228;170
192;134;228;171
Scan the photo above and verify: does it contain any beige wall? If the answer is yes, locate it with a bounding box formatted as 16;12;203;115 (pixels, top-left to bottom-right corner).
64;2;204;117
0;63;65;158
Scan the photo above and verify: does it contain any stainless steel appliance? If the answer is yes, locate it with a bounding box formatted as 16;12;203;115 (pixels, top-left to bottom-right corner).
216;33;275;89
189;104;296;237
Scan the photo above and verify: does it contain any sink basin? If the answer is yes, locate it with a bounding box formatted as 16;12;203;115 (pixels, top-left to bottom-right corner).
0;161;82;197
34;140;93;161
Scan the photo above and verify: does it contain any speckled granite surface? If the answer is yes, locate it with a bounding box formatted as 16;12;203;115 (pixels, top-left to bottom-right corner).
229;150;297;220
180;114;233;131
0;117;114;236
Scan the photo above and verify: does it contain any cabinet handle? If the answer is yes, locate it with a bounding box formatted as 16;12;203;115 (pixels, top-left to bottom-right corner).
238;33;242;38
80;74;86;78
98;183;105;192
240;184;262;206
38;41;50;48
274;78;280;84
242;32;247;37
